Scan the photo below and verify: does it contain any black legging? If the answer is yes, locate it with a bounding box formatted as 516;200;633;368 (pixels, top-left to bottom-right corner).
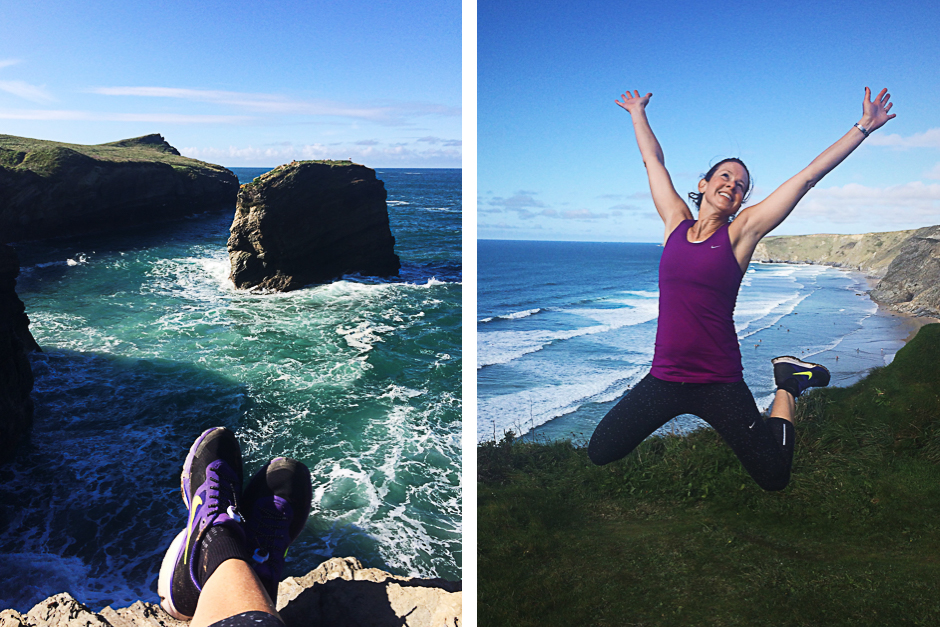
588;374;794;491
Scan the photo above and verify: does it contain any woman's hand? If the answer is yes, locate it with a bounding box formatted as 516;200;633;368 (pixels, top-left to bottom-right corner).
860;87;896;132
615;90;652;115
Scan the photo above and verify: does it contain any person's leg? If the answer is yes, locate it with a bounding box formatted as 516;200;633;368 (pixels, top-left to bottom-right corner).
243;457;314;602
158;428;298;626
588;374;688;465
693;381;795;491
191;559;280;627
769;388;795;423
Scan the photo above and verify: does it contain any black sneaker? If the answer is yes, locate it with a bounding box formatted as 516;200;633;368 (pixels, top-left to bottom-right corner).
243;457;313;602
772;356;831;397
158;427;245;620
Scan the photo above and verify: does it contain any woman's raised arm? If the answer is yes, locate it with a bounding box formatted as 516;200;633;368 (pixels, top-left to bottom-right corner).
732;87;896;254
616;90;692;240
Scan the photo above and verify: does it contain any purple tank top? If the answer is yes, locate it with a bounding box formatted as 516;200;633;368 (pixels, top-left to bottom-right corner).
650;220;744;383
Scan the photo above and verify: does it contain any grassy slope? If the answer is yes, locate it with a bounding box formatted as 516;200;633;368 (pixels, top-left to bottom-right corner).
0;133;226;176
479;324;940;627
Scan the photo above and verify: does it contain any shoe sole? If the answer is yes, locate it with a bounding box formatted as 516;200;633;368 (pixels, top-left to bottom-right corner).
771;355;826;370
157;529;191;620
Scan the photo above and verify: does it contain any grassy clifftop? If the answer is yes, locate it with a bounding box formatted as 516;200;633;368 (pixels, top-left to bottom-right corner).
0;133;224;176
753;229;918;278
0;133;238;243
479;324;940;626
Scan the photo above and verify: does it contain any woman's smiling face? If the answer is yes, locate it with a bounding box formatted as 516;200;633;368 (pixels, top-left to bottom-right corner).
699;161;749;216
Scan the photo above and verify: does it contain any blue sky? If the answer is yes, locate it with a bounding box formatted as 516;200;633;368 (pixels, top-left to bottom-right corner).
0;0;461;167
479;0;940;241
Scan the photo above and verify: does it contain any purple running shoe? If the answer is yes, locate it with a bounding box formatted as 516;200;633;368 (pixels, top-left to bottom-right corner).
158;427;245;620
243;457;313;602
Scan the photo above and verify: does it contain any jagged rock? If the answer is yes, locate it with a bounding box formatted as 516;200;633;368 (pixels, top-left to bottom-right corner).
0;244;39;460
870;225;940;317
227;161;400;291
97;602;184;627
276;557;461;627
0;134;238;243
24;594;109;627
4;559;460;627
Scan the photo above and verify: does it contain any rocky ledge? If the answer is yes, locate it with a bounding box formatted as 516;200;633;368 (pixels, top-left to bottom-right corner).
228;161;401;291
753;225;940;318
0;244;40;461
0;134;238;243
0;557;461;627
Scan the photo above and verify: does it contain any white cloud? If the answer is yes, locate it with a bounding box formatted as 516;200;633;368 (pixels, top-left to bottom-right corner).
799;181;940;226
0;60;54;104
561;208;610;220
0;108;249;124
180;142;461;168
0;80;55;104
867;128;940;149
488;193;547;211
91;86;459;126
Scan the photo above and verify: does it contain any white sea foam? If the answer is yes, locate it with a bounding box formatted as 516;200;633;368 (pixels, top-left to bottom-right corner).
478;297;659;368
478;366;644;440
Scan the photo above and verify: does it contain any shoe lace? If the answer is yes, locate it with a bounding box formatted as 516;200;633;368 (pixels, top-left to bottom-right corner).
206;464;242;523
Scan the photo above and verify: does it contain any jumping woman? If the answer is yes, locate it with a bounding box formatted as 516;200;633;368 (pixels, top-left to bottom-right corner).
587;87;896;490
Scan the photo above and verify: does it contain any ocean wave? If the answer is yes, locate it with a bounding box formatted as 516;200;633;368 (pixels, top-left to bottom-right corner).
478;308;541;324
477;299;658;368
478;366;644;441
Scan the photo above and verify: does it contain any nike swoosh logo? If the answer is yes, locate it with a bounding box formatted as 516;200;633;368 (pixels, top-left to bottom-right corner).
184;494;203;564
711;245;721;248
749;421;755;429
794;370;813;379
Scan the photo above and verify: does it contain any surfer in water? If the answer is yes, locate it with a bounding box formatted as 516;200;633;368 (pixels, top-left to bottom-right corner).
588;87;896;490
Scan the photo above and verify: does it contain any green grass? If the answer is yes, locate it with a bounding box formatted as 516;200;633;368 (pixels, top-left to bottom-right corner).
0;133;229;177
479;324;940;626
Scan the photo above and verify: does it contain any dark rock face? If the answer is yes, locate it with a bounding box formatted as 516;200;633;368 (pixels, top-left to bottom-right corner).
870;225;940;317
0;134;238;243
0;245;39;460
228;161;400;291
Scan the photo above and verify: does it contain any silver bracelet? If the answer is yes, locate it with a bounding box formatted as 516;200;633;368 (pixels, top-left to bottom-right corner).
854;122;870;137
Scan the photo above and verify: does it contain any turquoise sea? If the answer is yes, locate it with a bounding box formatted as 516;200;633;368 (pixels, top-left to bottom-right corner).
0;168;461;611
478;239;919;443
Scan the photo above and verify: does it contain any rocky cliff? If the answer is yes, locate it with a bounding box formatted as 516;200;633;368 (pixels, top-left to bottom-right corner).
0;244;39;460
869;225;940;317
753;225;940;317
228;161;401;291
0;557;460;627
0;134;238;243
752;229;917;277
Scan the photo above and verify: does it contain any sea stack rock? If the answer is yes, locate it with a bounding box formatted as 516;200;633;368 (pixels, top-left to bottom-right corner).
870;225;940;317
0;133;238;243
0;245;40;460
227;160;401;291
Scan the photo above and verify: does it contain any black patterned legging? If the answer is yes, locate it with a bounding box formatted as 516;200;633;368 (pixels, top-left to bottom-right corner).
588;374;794;491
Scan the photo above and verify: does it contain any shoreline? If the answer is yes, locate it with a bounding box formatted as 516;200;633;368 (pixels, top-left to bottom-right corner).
862;275;940;343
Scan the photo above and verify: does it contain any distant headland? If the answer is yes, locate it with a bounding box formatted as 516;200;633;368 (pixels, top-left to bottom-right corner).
0;133;238;244
753;225;940;318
